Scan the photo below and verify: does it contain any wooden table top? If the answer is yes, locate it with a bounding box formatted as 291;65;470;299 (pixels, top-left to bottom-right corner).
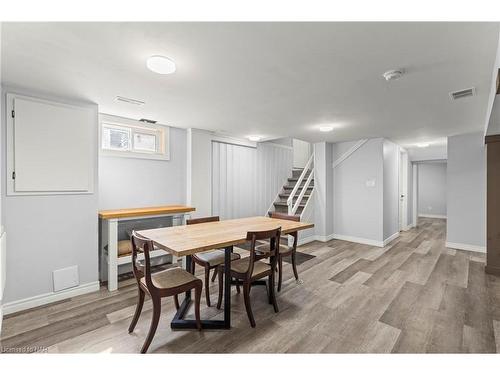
98;205;195;220
137;216;314;257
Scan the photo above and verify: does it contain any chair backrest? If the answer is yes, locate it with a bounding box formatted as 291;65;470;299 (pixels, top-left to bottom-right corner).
186;216;220;225
244;227;281;277
131;230;157;292
268;212;300;248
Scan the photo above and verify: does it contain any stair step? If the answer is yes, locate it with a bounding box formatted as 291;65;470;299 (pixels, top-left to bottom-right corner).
283;185;314;191
288;177;313;182
274;201;306;207
269;205;305;215
278;193;311;199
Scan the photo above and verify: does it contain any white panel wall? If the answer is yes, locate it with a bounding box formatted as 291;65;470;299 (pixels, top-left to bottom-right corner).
212;142;257;219
1;86;99;304
293;139;312;168
256;143;293;215
447;132;486;251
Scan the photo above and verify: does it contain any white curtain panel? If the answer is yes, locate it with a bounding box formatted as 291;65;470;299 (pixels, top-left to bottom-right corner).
211;141;257;220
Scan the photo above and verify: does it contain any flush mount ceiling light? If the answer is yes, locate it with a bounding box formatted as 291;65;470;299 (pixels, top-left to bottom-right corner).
319;126;334;132
248;135;262;142
382;69;404;81
146;55;176;75
416;143;430;148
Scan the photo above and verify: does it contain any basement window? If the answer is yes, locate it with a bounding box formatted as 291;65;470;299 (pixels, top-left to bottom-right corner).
100;114;170;160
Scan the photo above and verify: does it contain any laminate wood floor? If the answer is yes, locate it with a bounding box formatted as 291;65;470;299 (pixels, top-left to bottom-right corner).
2;218;500;353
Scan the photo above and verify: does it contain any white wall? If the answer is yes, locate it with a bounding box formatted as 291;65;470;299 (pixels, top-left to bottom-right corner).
407;159;413;227
293;139;312;168
313;142;333;241
408;143;447;161
447;132;486;252
417;162;447;218
383;140;400;241
187;128;292;219
333;138;384;244
1;86;99;304
99;124;187;210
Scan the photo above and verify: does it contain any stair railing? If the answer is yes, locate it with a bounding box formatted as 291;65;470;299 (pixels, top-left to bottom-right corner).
287;152;314;215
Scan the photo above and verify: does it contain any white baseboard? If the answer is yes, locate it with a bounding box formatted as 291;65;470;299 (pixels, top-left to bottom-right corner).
3;281;100;315
418;214;447;219
332;233;384;248
297;233;335;246
445;242;486;254
383;232;400;246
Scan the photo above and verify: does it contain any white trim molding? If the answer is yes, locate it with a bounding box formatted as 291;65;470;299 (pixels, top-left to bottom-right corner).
2;281;100;315
332;139;368;169
332;233;384;248
418;214;447;219
445;242;486;253
383;232;400;246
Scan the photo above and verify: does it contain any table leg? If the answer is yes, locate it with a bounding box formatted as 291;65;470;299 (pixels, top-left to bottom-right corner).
107;219;118;291
170;249;232;330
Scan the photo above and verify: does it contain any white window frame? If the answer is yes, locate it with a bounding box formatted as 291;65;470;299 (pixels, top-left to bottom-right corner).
99;114;170;161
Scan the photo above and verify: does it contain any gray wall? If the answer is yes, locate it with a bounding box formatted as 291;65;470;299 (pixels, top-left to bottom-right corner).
333;138;384;242
447;132;486;250
1;86;99;303
407;159;413;226
99;126;187;209
314;142;334;239
417;162;447;217
383;140;399;240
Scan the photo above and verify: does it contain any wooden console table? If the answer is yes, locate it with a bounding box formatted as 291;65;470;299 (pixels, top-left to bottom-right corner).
99;205;195;291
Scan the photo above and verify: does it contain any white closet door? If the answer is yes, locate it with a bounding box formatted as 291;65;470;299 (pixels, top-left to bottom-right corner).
212;141;257;220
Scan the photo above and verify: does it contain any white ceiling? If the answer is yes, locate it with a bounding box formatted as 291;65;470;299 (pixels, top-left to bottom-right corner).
2;22;499;147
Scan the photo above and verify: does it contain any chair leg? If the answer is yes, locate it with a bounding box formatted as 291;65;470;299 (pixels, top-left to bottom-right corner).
191;261;196;274
194;283;202;331
243;281;256;328
211;267;218;282
141;296;161;354
204;266;211;307
173;294;180;310
291;251;299;281
277;256;284;292
128;289;145;333
269;269;279;313
216;266;223;310
235;280;241;294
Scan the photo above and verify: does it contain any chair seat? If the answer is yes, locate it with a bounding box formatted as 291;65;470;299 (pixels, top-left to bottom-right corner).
193;250;240;266
255;243;291;255
140;267;198;290
228;258;271;277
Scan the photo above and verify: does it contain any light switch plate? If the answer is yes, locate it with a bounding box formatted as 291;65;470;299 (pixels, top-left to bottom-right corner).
53;265;79;292
365;179;376;187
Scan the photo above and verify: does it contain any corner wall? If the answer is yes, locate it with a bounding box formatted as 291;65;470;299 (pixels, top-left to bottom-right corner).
383;140;400;243
1;86;99;307
447;132;486;252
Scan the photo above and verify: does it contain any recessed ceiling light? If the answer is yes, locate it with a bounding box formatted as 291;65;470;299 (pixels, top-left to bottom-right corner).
319;126;334;132
382;69;404;81
248;135;262;142
146;55;176;75
416;143;430;148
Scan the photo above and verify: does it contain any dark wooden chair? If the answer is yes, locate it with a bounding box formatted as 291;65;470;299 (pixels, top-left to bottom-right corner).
255;212;300;291
186;216;241;307
128;231;202;353
216;227;281;327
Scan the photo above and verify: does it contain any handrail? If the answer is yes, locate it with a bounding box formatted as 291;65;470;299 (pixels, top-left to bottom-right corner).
287;152;314;214
291;169;314;215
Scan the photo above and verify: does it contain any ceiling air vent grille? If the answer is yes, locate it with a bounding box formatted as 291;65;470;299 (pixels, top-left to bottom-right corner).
115;96;145;106
449;87;476;101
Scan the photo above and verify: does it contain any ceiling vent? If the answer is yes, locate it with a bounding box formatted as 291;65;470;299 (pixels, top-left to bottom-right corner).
449;87;476;101
139;118;157;124
115;96;145;106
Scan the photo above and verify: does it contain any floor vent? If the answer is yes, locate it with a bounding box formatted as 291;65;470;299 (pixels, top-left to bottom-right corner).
449;87;476;100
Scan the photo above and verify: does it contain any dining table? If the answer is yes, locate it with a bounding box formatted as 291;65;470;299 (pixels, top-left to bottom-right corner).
137;215;314;330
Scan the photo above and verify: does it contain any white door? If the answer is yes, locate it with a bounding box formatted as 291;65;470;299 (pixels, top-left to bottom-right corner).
212;141;257;220
399;151;408;231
